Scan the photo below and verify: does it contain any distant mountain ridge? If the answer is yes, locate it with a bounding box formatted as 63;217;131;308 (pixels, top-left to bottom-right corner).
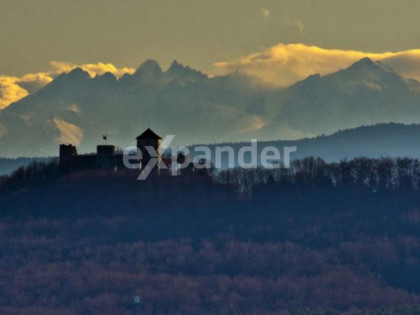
274;57;420;135
192;123;420;169
1;58;420;157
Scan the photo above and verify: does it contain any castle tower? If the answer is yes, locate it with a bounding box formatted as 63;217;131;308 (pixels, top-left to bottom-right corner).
97;145;116;170
136;128;162;170
59;144;78;171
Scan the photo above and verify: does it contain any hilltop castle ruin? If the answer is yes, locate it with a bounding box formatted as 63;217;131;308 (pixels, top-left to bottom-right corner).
59;128;211;177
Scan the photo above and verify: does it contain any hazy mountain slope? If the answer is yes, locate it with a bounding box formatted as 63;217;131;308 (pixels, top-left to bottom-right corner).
273;58;420;134
0;61;266;157
274;123;420;161
1;58;420;157
192;123;420;169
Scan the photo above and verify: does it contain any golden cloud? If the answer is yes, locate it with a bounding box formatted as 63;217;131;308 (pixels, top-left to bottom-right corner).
50;61;135;78
18;73;54;94
0;122;8;138
0;62;135;110
53;117;84;146
261;9;270;18
214;43;420;87
240;115;265;133
293;20;304;35
0;76;29;109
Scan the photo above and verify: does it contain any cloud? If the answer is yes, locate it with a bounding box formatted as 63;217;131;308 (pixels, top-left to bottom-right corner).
293;19;304;35
0;76;30;109
19;73;54;94
0;62;135;109
261;9;270;18
0;72;55;109
282;17;304;35
53;117;84;146
50;61;135;78
0;123;8;138
214;43;420;88
240;115;265;134
67;104;81;114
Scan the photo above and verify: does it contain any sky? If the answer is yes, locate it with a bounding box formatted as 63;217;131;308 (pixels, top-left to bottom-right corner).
2;0;420;108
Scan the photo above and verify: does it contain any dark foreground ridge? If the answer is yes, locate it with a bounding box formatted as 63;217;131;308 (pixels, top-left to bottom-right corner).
1;157;420;313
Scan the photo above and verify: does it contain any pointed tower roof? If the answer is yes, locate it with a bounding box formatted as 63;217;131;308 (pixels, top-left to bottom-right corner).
136;128;162;140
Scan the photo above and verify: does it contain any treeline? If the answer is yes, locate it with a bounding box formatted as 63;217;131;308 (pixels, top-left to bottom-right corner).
0;157;52;176
217;157;420;194
0;159;60;193
3;157;420;216
5;157;420;195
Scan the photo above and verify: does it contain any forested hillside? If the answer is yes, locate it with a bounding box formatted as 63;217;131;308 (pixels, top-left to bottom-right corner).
1;159;420;313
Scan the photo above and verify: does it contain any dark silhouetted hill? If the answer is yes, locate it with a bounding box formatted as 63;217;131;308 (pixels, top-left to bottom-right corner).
1;157;420;313
0;157;52;176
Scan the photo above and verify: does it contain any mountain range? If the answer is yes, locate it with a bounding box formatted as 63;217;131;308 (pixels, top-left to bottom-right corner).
1;57;420;157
